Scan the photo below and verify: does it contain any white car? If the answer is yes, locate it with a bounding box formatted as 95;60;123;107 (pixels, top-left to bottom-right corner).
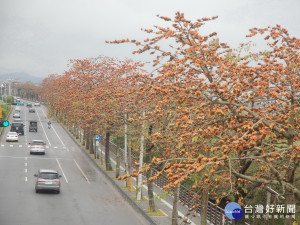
6;132;19;142
13;113;20;118
34;102;40;106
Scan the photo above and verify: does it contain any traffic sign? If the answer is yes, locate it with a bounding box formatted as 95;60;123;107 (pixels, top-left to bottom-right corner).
95;135;101;141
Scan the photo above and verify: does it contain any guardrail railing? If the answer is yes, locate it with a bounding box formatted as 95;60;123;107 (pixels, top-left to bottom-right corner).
98;139;249;225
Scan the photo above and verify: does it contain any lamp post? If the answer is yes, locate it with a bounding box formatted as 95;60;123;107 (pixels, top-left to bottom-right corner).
0;84;3;102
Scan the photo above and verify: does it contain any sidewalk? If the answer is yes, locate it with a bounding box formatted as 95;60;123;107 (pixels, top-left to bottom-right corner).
62;126;202;225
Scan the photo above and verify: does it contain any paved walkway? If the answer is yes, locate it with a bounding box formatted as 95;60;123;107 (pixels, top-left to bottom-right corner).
89;150;202;225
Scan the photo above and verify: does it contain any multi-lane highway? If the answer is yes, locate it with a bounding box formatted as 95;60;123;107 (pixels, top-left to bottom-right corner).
0;101;150;225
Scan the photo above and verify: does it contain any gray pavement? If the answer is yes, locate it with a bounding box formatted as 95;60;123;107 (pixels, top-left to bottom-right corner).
59;113;203;225
0;102;152;225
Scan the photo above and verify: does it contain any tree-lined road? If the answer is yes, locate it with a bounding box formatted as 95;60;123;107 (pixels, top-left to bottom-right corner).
0;102;150;225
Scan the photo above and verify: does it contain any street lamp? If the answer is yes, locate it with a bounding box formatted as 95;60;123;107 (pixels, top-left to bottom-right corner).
0;84;3;102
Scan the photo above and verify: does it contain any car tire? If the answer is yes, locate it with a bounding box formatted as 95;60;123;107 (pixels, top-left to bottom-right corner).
35;189;39;193
57;190;60;194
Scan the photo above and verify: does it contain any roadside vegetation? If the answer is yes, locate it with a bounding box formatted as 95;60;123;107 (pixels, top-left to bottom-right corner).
18;12;299;225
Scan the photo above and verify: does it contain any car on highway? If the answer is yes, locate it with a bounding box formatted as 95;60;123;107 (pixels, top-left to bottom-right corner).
13;113;20;118
11;122;24;135
30;146;45;155
29;140;46;148
15;106;21;113
29;108;35;113
13;118;22;123
34;102;40;106
34;169;61;193
26;103;32;108
29;120;37;132
6;132;18;142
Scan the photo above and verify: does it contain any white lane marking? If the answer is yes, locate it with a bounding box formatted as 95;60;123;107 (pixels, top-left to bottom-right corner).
56;158;69;183
25;157;27;160
25;177;27;182
25;163;27;167
25;168;27;173
1;145;4;147
54;146;58;149
40;107;67;150
19;145;22;147
10;145;13;147
0;155;73;160
36;109;51;146
74;159;90;184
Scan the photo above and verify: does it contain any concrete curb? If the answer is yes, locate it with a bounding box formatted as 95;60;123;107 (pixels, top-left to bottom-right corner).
60;124;157;225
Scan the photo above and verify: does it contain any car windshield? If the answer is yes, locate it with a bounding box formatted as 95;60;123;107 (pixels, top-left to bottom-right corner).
39;173;58;179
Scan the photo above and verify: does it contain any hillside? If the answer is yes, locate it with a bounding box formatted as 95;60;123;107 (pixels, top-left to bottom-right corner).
0;72;43;83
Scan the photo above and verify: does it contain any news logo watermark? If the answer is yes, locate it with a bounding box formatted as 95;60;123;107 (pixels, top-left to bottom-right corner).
224;202;296;220
225;202;243;219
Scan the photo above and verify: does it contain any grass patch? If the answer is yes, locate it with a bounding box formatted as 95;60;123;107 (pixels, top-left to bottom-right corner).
131;196;148;202
144;208;166;217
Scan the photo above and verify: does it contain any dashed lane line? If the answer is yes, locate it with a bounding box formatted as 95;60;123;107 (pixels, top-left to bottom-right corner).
56;158;69;183
36;109;51;146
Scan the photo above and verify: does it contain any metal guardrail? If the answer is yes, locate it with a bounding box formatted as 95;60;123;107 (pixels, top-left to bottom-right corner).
99;139;249;225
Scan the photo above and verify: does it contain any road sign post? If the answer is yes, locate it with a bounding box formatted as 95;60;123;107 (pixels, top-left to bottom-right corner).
95;135;101;159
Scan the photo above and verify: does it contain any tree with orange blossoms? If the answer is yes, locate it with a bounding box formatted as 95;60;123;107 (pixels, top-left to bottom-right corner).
109;12;300;225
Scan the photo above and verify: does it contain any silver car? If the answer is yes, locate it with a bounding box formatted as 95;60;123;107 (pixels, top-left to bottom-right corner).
30;146;45;155
13;113;20;118
29;140;46;148
34;169;62;193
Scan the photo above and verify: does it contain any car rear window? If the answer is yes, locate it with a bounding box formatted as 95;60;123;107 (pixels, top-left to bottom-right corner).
32;141;45;145
12;123;23;127
39;173;58;179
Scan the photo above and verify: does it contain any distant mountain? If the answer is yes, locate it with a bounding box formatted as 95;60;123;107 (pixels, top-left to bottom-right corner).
0;72;43;83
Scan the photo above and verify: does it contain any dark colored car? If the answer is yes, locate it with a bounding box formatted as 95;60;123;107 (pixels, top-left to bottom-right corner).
26;103;32;108
29;120;37;132
34;169;61;193
10;122;24;135
29;108;35;113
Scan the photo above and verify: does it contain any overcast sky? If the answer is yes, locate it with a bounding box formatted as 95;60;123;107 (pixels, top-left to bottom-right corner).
0;0;299;79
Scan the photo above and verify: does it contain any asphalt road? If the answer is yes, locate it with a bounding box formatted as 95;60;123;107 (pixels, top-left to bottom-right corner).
0;101;150;225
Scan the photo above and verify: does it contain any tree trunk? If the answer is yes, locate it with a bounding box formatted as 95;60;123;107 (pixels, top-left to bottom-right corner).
146;125;155;212
127;145;133;192
105;131;112;171
284;137;296;225
116;136;121;178
85;129;90;150
172;183;180;225
137;112;145;201
89;133;94;154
